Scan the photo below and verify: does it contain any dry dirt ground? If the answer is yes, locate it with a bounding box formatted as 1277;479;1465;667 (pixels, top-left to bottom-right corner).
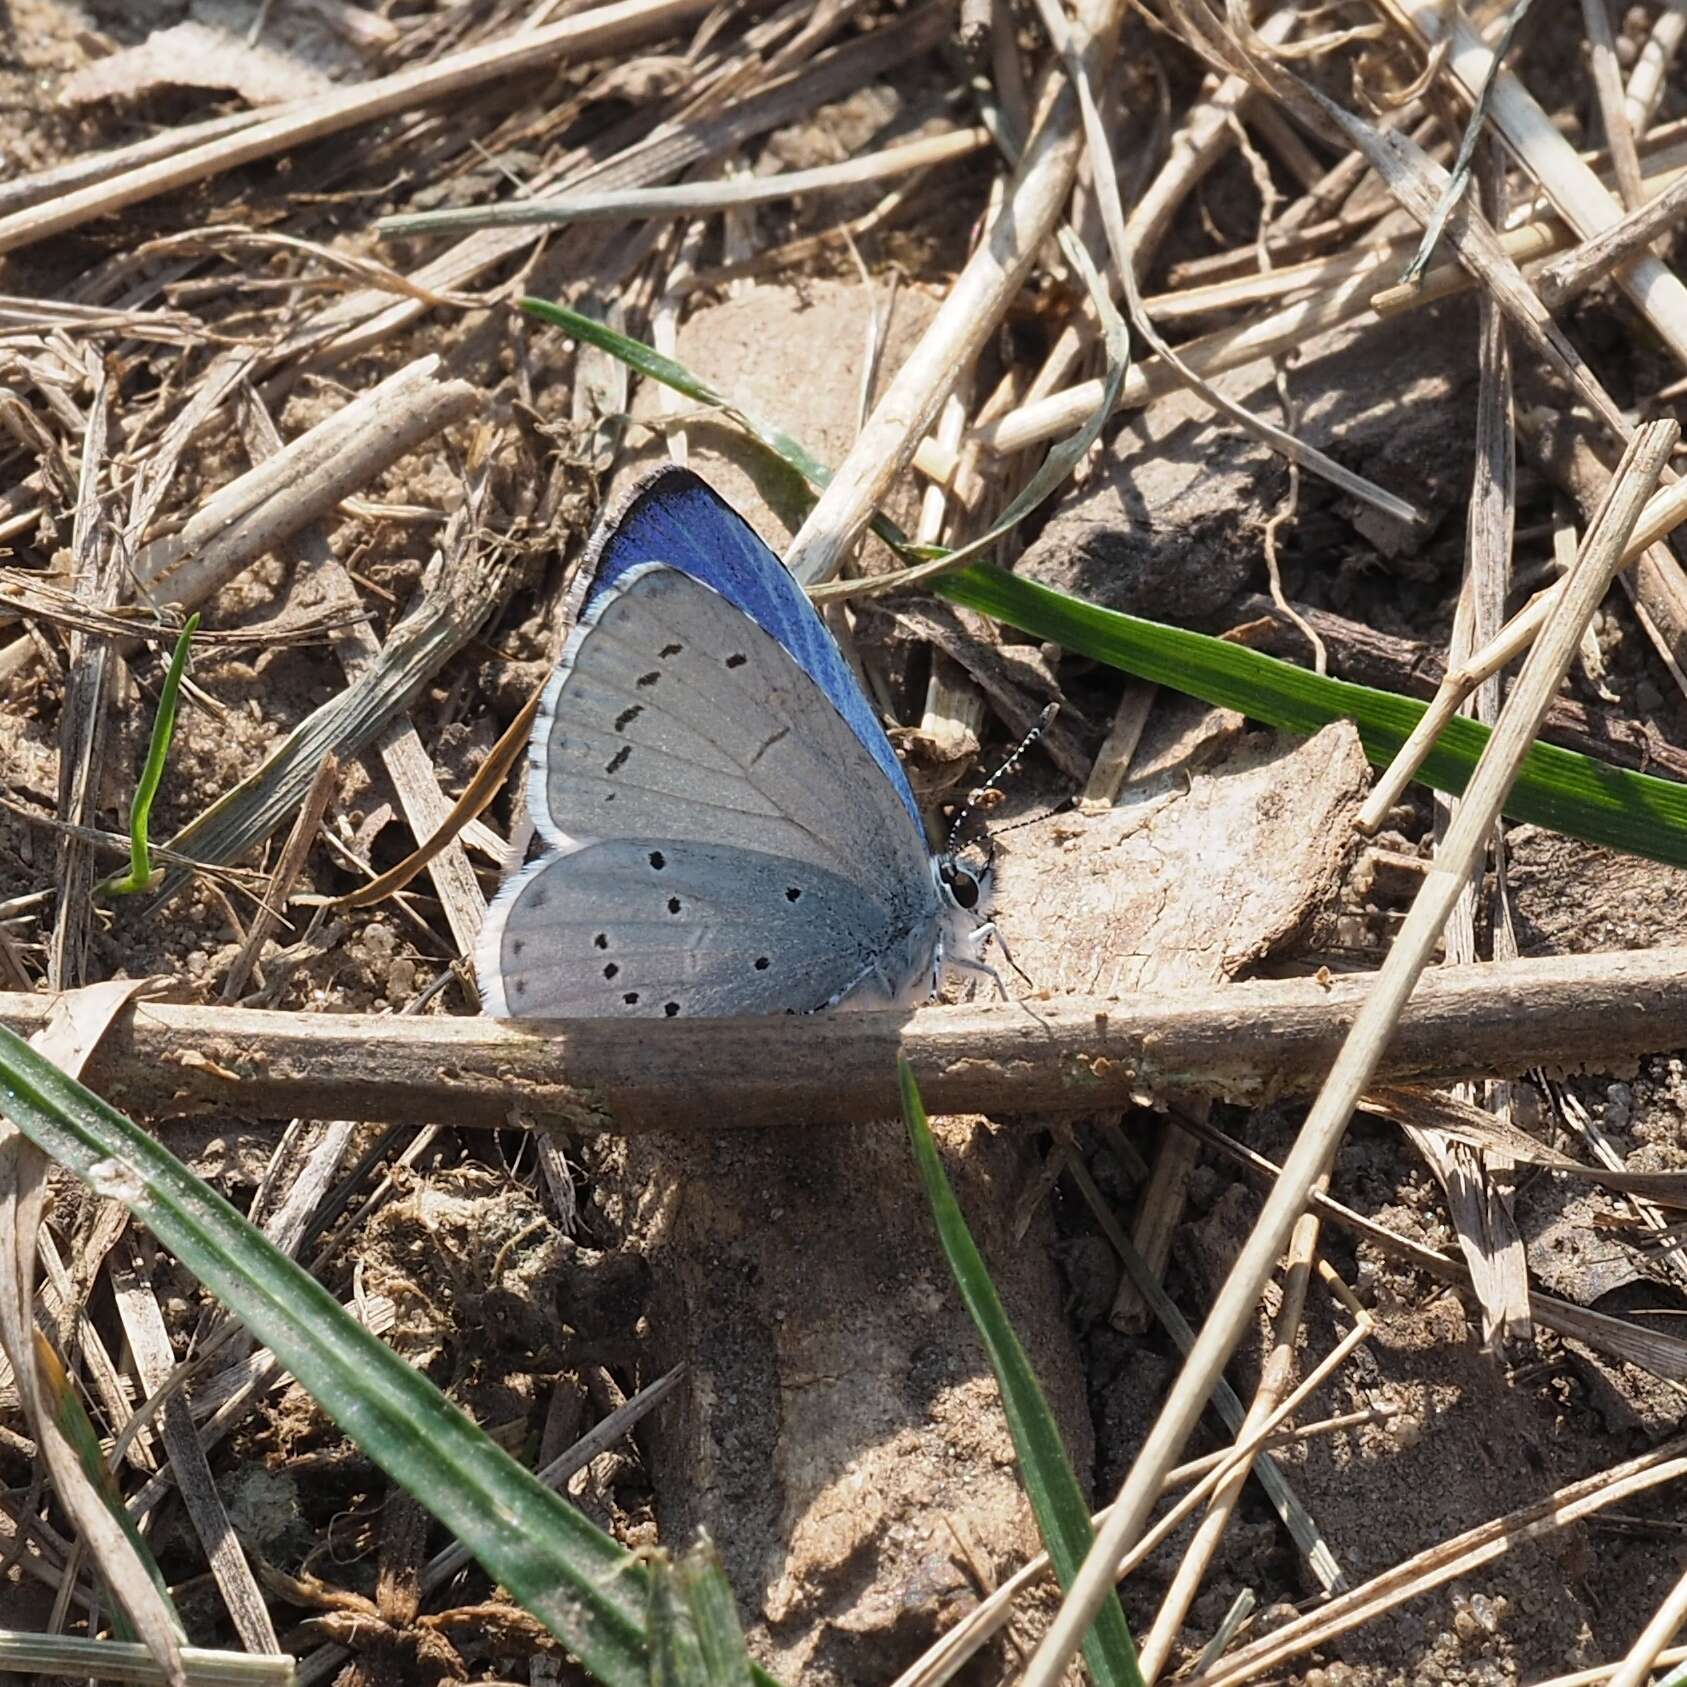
4;3;1687;1685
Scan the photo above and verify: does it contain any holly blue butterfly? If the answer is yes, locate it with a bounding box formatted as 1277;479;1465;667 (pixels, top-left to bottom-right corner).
477;466;996;1019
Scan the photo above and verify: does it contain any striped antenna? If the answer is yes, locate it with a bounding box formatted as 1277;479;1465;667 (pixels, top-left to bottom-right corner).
945;702;1059;853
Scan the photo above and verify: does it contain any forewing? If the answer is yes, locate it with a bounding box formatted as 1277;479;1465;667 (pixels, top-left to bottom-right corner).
481;839;923;1018
532;564;932;892
576;466;925;832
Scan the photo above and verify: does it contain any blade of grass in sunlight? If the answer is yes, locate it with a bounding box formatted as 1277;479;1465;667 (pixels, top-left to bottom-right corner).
33;1328;177;1645
521;297;848;520
516;300;1687;872
98;615;198;899
0;1631;290;1686
647;1536;755;1687
899;1059;1143;1687
935;563;1687;869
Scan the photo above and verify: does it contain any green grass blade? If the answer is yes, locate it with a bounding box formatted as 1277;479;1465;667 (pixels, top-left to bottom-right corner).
646;1537;754;1687
0;1632;290;1684
521;297;837;503
0;1026;657;1685
99;615;199;899
33;1330;176;1643
517;297;929;556
933;563;1687;869
899;1060;1142;1687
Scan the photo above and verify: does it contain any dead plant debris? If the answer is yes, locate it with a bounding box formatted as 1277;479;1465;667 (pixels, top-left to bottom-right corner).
4;2;1687;1684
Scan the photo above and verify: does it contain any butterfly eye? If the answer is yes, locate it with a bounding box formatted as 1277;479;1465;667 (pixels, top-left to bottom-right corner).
943;865;980;911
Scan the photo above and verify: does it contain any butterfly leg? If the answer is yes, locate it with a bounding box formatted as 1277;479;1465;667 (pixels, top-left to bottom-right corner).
975;920;1033;990
944;948;1010;1001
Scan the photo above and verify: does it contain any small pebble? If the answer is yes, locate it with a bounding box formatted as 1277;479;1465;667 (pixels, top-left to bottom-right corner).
1387;1410;1425;1451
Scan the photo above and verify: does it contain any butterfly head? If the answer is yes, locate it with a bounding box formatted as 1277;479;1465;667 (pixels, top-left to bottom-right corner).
936;841;993;918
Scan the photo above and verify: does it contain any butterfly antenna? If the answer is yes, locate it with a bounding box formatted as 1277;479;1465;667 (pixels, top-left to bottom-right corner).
946;702;1059;852
992;793;1079;838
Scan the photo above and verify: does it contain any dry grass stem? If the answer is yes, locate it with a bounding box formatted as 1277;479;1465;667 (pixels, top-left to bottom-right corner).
1079;681;1157;811
782;0;1126;586
1137;1184;1337;1679
0;575;365;647
1106;1127;1199;1338
1189;1440;1687;1685
1424;134;1530;1355
1548;1084;1687;1297
109;1241;280;1653
0;107;264;219
1180;1112;1687;1380
12;942;1687;1132
916;386;988;765
156;461;511;918
324;684;541;914
1625;0;1687;131
1065;1150;1341;1595
1388;0;1687;367
377;125;990;234
48;363;116;991
1025;6;1304;410
1021;420;1678;1687
0;356;477;688
976;132;1687;467
1536;165;1687;307
1357;466;1687;830
0;0;717;257
1582;0;1647;209
1055;0;1419;528
221;755;339;1004
234;385;498;953
1541;1646;1687;1687
897;1316;1369;1687
291;11;948;377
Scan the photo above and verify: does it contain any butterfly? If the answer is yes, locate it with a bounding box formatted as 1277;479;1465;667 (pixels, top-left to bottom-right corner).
476;466;998;1019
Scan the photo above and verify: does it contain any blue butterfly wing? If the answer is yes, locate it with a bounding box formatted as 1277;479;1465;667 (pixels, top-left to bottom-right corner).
576;466;924;836
480;559;946;1018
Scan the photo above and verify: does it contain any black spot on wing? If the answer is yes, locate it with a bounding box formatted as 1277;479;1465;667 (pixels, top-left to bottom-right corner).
660;642;683;658
725;653;747;669
637;671;660;688
605;746;631;775
664;1002;680;1017
785;886;802;902
614;705;642;732
623;991;640;1006
649;851;666;870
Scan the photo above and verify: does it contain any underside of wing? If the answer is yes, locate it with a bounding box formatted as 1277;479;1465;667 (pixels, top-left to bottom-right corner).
531;563;933;895
480;839;938;1018
574;466;924;832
